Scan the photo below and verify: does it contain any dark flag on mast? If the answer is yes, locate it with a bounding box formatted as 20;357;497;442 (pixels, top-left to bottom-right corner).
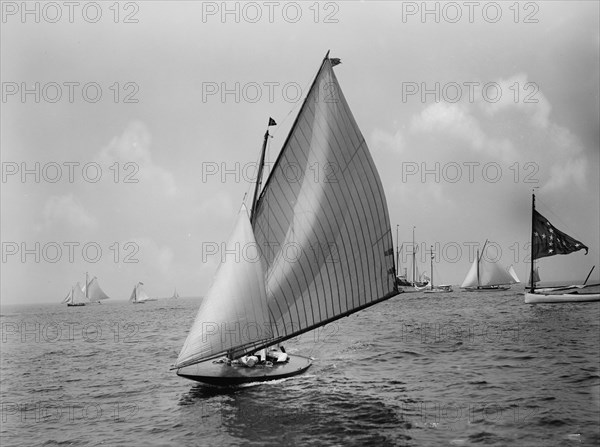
268;117;277;126
532;210;588;260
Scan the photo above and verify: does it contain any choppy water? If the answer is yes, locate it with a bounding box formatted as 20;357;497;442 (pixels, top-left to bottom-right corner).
1;289;599;446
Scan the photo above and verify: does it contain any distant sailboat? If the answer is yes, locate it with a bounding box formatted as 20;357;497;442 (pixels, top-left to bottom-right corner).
508;265;522;285
461;241;518;291
173;53;398;385
171;288;180;299
129;282;151;304
525;193;599;303
423;245;453;293
62;273;110;306
62;282;87;306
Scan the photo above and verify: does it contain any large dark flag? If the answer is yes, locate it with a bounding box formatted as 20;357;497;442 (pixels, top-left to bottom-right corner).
532;210;588;260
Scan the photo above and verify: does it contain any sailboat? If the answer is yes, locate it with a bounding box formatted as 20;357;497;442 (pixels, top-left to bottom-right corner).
423;245;453;293
406;227;427;290
173;52;399;385
62;273;110;306
524;193;600;304
62;282;88;306
461;240;518;291
171;288;180;299
129;282;152;304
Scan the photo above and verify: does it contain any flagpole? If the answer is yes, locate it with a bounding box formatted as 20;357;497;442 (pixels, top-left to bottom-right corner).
530;192;535;293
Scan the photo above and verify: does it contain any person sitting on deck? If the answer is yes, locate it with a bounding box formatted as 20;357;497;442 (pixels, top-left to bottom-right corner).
267;346;289;363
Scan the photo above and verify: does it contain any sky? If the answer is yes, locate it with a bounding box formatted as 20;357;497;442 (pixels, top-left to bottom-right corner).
1;1;599;304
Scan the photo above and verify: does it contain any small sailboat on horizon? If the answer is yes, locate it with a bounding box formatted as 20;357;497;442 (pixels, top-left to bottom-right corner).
525;193;600;303
461;240;519;291
171;288;180;299
62;273;110;306
172;52;399;385
423;245;453;293
129;282;154;304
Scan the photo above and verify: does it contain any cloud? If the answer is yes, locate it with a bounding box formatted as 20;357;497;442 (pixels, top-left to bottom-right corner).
41;194;97;231
374;72;590;195
409;102;516;160
95;121;177;196
371;127;406;154
477;73;552;129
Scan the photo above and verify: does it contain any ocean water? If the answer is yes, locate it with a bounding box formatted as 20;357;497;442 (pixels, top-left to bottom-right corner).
1;289;599;446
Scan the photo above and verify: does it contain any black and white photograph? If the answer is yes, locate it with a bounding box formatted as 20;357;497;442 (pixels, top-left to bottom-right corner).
1;1;599;445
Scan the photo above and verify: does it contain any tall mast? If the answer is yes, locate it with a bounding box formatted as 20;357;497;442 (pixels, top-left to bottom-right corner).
250;125;271;224
530;192;536;293
412;226;416;284
476;249;480;288
396;224;400;277
85;272;88;299
430;245;434;287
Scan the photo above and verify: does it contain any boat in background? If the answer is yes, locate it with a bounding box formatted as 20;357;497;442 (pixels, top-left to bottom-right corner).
129;282;153;304
171;288;180;299
423;245;453;293
525;193;599;304
62;282;87;306
173;52;399;385
461;240;518;291
62;272;110;306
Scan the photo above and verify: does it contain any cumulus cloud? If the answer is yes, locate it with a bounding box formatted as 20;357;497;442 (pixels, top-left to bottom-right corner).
373;72;589;194
409;102;516;160
95;121;177;196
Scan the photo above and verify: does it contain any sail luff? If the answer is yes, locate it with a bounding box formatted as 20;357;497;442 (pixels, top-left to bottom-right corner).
254;53;331;211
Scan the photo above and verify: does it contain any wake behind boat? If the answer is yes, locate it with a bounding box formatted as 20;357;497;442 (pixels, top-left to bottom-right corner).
173;52;399;385
525;193;600;304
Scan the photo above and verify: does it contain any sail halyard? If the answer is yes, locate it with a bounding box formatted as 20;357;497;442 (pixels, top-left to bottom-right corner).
251;54;398;344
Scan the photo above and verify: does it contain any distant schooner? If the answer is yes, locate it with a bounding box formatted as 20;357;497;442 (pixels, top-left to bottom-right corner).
62;273;110;306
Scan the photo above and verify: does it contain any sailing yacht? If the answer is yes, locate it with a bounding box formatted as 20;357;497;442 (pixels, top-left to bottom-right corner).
129;282;153;304
461;241;519;291
62;273;110;306
173;52;399;385
525;193;599;303
171;288;180;299
422;245;453;293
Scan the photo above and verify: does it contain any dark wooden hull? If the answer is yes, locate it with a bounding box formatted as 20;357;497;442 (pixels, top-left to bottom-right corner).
176;354;312;385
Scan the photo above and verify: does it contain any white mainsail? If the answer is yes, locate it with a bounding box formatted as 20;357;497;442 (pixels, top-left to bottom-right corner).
508;265;521;283
175;55;397;370
62;282;88;305
461;249;517;288
86;277;110;301
249;57;397;346
130;282;151;303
